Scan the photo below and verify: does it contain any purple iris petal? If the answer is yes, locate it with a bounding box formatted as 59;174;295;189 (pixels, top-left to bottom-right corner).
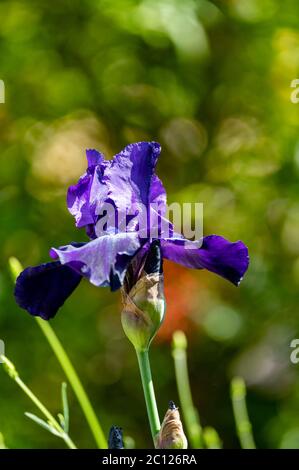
95;142;165;234
50;232;141;290
110;141;162;207
67;142;166;237
161;235;249;286
149;174;167;211
67;149;105;228
86;148;103;168
14;262;82;320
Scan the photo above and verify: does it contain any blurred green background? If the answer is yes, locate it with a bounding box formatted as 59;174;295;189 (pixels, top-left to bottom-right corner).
1;0;299;449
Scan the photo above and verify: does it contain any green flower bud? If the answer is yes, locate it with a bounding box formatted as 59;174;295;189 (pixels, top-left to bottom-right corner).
121;272;165;352
121;241;165;352
172;330;187;351
156;401;188;449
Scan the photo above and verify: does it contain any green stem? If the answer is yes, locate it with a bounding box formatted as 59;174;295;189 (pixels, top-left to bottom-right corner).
231;376;256;449
202;426;222;449
1;355;76;449
136;349;160;446
35;318;107;449
0;432;7;449
9;257;107;449
172;331;202;448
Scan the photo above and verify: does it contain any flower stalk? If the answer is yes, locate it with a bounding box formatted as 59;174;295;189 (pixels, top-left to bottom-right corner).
136;349;161;443
172;330;202;448
9;257;107;449
202;426;222;449
0;354;76;449
231;376;256;449
121;241;165;446
35;318;107;448
0;433;7;449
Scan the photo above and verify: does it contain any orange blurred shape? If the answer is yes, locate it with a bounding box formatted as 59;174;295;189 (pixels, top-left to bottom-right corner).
157;260;200;342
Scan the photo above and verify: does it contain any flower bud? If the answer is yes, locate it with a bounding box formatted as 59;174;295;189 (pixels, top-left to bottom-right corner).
121;241;165;352
156;401;188;449
108;425;124;449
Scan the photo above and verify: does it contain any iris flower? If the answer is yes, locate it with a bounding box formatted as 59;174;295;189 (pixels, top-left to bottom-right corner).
15;142;249;320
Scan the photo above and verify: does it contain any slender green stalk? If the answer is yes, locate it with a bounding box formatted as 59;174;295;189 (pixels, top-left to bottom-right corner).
202;426;222;449
172;331;202;448
0;432;7;449
231;376;256;449
35;317;107;448
136;349;160;446
9;257;107;449
1;354;76;449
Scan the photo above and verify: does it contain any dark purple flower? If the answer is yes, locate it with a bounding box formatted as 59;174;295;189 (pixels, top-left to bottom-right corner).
15;142;249;320
15;262;82;320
